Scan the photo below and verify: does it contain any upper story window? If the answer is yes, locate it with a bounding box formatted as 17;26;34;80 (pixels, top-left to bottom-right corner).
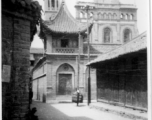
104;27;112;43
80;12;84;18
48;0;50;9
61;39;69;48
124;29;132;43
113;13;117;19
108;13;112;20
130;14;134;20
57;0;58;8
120;14;124;19
53;39;78;48
52;0;55;8
125;14;128;20
89;12;93;19
103;13;107;19
98;13;102;19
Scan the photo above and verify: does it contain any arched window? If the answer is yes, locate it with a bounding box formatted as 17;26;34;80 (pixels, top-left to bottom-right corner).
113;13;117;19
89;12;94;19
104;27;111;43
111;14;113;19
98;13;103;19
128;14;131;20
103;13;107;19
109;13;112;20
80;12;84;18
120;14;124;19
125;14;128;20
127;14;129;20
56;0;58;8
124;29;132;43
98;13;101;19
106;14;109;19
48;0;50;9
84;13;87;18
52;0;55;8
130;14;134;20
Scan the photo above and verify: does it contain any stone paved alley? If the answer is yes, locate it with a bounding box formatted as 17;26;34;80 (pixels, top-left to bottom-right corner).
31;101;136;120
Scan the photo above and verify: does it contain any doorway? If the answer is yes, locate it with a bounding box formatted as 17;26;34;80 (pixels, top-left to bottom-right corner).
58;74;72;95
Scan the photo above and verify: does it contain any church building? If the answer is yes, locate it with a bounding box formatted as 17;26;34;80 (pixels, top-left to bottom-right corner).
32;0;139;102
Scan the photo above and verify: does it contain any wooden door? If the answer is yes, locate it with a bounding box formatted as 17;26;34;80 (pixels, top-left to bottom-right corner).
58;74;72;95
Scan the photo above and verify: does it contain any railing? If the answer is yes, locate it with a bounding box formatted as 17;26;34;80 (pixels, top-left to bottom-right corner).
54;48;78;53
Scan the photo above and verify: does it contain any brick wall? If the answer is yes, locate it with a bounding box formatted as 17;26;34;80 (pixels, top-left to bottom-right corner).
2;14;13;119
2;14;31;120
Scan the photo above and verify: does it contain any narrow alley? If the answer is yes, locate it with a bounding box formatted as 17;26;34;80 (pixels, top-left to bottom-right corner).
31;101;137;120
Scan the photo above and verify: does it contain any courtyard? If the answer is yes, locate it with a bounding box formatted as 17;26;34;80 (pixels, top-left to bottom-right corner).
31;101;143;120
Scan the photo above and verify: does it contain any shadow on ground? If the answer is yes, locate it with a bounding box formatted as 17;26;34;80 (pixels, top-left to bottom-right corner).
31;101;93;120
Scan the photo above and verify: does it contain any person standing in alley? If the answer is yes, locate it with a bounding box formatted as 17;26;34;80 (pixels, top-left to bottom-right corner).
29;87;33;104
77;89;80;106
29;78;33;104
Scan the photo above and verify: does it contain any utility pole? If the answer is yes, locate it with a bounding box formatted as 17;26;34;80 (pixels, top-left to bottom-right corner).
80;5;94;106
86;7;91;106
77;31;81;90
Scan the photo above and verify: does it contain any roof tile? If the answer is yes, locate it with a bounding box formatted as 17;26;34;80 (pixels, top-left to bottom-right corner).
42;2;92;34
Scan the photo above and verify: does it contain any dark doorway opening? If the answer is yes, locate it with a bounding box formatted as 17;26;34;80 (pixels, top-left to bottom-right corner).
58;74;72;95
61;39;69;48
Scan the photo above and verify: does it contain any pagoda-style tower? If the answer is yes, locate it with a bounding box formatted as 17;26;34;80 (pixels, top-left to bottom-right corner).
33;1;96;102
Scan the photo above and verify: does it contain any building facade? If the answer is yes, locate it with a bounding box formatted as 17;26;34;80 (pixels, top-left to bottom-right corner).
32;0;139;102
88;32;147;110
30;48;44;71
75;0;138;45
2;0;41;119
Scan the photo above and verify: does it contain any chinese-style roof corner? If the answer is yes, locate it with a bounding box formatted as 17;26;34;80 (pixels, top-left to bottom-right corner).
41;1;93;35
87;31;147;65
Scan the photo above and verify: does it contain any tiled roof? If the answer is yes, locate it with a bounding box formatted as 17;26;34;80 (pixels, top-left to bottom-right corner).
88;32;147;65
41;1;92;34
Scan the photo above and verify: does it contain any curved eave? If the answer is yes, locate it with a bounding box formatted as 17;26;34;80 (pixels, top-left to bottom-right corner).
41;22;93;35
39;1;93;36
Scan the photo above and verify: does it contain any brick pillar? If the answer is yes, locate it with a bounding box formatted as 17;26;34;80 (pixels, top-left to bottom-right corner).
2;14;13;120
10;18;31;120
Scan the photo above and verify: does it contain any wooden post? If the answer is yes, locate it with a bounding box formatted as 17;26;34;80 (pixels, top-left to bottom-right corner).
77;32;81;90
86;8;91;106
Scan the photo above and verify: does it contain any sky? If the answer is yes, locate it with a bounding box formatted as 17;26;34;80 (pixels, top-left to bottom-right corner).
31;0;148;48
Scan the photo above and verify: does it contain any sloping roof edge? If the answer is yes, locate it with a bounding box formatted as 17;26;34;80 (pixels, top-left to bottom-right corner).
87;31;147;66
40;1;93;35
32;56;46;73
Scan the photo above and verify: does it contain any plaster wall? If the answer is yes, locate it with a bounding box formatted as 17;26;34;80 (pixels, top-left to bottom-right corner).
45;55;97;101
